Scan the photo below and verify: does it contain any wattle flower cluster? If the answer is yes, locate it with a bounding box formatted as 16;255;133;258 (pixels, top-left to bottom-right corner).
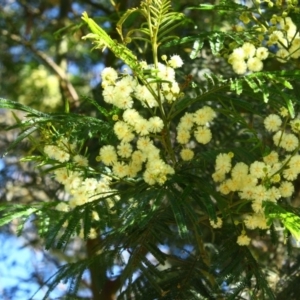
212;112;300;245
227;7;300;74
228;42;269;74
267;17;300;62
54;168;115;209
43;140;117;210
98;135;175;186
99;58;182;185
101;56;182;110
176;106;216;161
99;56;217;185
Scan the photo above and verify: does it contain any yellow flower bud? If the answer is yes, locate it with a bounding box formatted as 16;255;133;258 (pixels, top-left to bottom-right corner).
228;152;234;158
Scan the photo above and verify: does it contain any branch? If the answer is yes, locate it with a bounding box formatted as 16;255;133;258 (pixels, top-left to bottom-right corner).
1;29;80;107
86;238;121;300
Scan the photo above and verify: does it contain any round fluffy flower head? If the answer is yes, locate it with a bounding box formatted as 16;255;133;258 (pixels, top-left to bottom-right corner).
232;60;248;75
102;85;116;104
180;148;194;161
132;150;146;164
134;84;158;108
250;161;267;179
133;118;150;136
44;145;70;163
290;39;300;58
290;118;300;133
64;172;83;192
218;180;232;195
114;121;134;142
143;159;174;185
178;113;194;131
263;151;279;165
194;126;212;144
215;152;233;174
283;167;298;181
148;116;164;133
210;217;223;228
73;154;89;167
168;55;184;68
113;95;133;110
280;17;297;35
279;107;289;117
123;108;142;126
247;57;263;72
113;161;129;178
44;145;58;159
268;30;284;46
176;130;191;144
231;162;249;179
237;233;251;246
101;67;118;85
212;171;226;183
264;114;282;132
276;48;290;63
83;178;98;191
117;142;133;158
289;154;300;172
256;47;269;60
54;168;70;184
137;136;154;151
157;63;175;81
244;213;269;230
281;133;299;152
229;47;245;62
115;76;135;96
193;106;216;125
279;181;294;197
242;42;256;59
99;145;118;166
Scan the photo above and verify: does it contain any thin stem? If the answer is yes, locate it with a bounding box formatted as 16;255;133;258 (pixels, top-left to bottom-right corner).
150;7;177;164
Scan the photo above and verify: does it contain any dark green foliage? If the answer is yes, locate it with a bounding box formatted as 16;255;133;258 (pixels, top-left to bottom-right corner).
2;1;300;299
2;64;299;298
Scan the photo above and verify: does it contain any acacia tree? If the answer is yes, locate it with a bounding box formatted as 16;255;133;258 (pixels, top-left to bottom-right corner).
2;0;300;299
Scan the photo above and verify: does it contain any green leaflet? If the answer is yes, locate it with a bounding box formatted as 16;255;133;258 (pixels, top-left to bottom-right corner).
0;98;48;117
264;202;300;242
0;206;37;228
167;186;189;238
0;202;57;232
2;126;38;157
116;7;139;42
81;12;142;76
190;39;204;59
208;32;224;55
189;4;215;10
